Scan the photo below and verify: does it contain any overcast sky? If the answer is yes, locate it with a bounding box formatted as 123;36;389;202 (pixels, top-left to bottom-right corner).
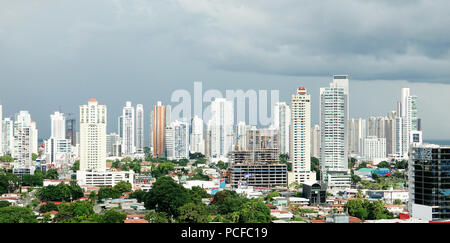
1;0;449;141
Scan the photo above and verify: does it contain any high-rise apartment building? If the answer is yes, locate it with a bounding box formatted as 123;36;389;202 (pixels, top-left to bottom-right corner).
272;102;291;155
361;136;386;161
290;87;314;184
348;118;366;155
190;115;204;154
45;111;71;166
153;101;168;158
401;88;419;158
79;98;107;172
2;118;14;155
13;111;35;176
135;104;144;154
209;98;234;162
320;75;351;189
50;111;66;139
121;101;135;156
106;133;121;157
165;120;189;160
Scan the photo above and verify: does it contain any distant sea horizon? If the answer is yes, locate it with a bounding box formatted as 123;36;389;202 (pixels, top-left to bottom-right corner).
424;140;450;146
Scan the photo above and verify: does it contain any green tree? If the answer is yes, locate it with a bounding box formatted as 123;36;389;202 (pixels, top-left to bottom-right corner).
0;201;11;208
237;200;272;223
144;176;192;218
144;210;170;223
39;202;59;213
71;160;80;172
311;157;320;180
97;187;122;201
351;174;361;185
177;202;211;223
55;201;95;223
0;155;14;162
114;181;132;193
100;209;127;223
0;206;38;223
21;174;43;186
32;153;39;161
0;171;20;194
377;161;390;169
129;189;146;203
44;169;59;179
211;190;247;215
393;199;402;205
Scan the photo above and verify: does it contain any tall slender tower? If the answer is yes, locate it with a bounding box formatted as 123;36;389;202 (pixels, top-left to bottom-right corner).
190;115;204;154
290;87;313;184
209;98;234;161
401;88;418;158
135;104;144;154
13;111;35;176
121;101;135;156
320;75;350;189
65;114;77;146
51;111;66;139
79;98;107;172
272;102;291;155
153;101;167;158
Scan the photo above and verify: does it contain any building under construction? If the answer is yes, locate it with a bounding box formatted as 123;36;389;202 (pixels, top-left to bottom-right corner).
230;163;288;188
228;148;279;165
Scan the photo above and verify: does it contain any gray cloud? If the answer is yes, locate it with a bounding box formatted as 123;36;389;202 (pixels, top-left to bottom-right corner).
0;0;449;139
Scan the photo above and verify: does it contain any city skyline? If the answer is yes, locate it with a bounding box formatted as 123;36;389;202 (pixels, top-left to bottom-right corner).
1;1;450;140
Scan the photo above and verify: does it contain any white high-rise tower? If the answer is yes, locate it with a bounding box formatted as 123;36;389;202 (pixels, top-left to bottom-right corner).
190;115;204;154
290;87;314;184
79;98;107;172
121;101;135;156
50;111;66;139
320;75;351;189
272;102;291;155
135;104;144;154
209;98;234;162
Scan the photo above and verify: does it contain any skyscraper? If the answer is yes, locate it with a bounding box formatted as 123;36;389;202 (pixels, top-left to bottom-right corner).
190;115;204;154
2;118;14;156
135;104;144;154
320;75;351;189
290;87;314;184
121;101;135;156
272;102;291;155
165;120;189;160
50;111;66;139
401;88;419;158
65;114;77;146
79;98;107;172
13;111;35;176
348;118;366;155
153;101;167;158
209;98;234;162
236;121;251;151
46;111;71;167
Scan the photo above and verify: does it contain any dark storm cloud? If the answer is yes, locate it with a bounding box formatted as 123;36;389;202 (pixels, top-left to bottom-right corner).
0;0;449;139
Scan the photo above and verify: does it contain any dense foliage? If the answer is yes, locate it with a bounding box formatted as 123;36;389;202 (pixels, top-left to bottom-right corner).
36;181;83;202
344;199;394;220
